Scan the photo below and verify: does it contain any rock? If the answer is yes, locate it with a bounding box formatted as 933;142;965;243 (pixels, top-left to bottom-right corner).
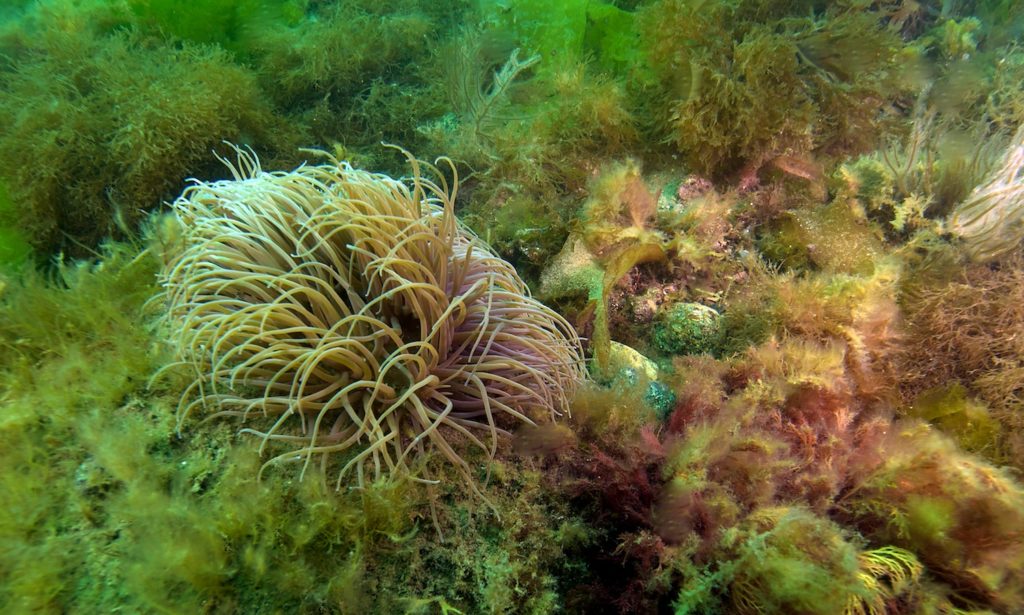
605;341;677;420
654;302;721;355
607;340;659;382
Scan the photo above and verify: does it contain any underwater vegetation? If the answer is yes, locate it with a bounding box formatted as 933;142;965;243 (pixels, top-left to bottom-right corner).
537;326;1024;613
0;1;304;259
3;0;1024;613
0;182;31;268
637;0;920;181
0;229;587;613
0;0;473;261
900;249;1024;468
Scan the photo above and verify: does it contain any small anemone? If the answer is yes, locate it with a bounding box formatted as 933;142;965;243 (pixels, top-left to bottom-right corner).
949;125;1024;262
160;145;585;493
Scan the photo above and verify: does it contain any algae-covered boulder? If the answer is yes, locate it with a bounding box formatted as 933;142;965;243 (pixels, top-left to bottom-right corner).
654;302;721;356
605;341;676;419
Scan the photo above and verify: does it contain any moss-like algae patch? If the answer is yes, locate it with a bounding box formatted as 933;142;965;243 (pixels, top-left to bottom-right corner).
0;240;587;613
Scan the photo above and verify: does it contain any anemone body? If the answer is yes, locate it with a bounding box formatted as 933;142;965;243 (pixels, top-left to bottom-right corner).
162;148;585;488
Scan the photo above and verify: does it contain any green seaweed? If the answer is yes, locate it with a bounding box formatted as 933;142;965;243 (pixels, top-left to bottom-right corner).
671;508;923;615
844;424;1024;611
907;384;1000;455
639;1;915;178
583;2;645;75
758;202;885;275
0;3;301;259
540;161;665;374
0;182;30;269
127;0;306;51
479;0;590;63
0;236;587;613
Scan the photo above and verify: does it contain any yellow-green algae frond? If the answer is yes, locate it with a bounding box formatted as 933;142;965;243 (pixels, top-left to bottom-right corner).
160;146;586;491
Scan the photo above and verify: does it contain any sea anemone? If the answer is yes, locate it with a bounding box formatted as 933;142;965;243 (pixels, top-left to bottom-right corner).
949;125;1024;262
161;146;585;492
